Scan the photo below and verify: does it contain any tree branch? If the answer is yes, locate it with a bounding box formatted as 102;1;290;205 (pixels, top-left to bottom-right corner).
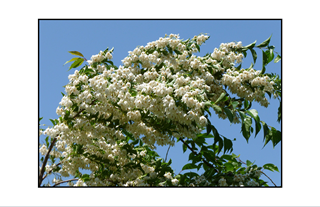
53;178;78;187
39;99;98;186
39;137;57;185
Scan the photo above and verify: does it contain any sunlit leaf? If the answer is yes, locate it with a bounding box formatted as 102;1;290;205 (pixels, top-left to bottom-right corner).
263;163;279;172
63;57;80;66
69;58;84;71
274;54;281;63
246;160;253;167
215;92;226;104
68;51;84;57
212;104;222;114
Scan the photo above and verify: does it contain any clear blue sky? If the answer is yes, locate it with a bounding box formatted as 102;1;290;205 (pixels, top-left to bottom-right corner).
39;19;281;186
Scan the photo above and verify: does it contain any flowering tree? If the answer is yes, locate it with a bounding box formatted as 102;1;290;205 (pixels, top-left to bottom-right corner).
39;33;281;187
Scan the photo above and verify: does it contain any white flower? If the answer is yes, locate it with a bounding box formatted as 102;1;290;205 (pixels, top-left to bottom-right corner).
74;179;87;187
40;144;48;155
218;178;228;186
199;116;207;127
171;178;179;186
140;150;147;157
164;172;172;179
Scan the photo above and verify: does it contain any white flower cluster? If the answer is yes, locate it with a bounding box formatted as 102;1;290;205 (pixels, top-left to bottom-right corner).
39;144;48;155
40;33;277;187
74;179;87;187
87;50;113;65
221;68;274;107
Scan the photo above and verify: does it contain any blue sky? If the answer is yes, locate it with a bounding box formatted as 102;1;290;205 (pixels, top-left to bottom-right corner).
39;19;281;186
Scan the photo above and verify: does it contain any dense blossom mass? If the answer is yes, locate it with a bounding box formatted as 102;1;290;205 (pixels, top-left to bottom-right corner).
40;33;279;187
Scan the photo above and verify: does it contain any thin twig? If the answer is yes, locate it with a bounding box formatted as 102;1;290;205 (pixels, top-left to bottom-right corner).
164;145;171;162
261;171;277;187
53;178;78;187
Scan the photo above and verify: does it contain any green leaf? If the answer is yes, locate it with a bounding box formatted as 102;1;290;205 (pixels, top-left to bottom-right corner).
182;143;188;153
267;46;275;63
194;136;206;147
250;109;261;137
102;59;114;65
244;100;249;110
263;163;279;172
69;58;84;71
167;45;173;54
211;125;223;154
246;160;253;167
174;49;182;55
215;92;227;104
248;62;254;70
45;136;49;147
256;35;272;48
39;117;43;122
64;57;80;66
196;133;214;139
246;109;258;119
223;137;233;154
81;174;90;182
224;162;234;172
203;151;216;163
182;163;198;171
195;44;200;52
235;64;242;71
277;101;282;123
271;127;281;148
246;109;261;137
49;119;56;126
231;101;239;109
250;48;257;64
242;116;252;142
68;51;84;57
238;111;246;122
274;54;281;63
262;121;271;147
212;104;222;114
244;100;252;110
261;65;266;75
220;154;233;161
262;50;269;66
223;107;234;123
243;50;247;58
244;40;256;49
206;123;211;135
